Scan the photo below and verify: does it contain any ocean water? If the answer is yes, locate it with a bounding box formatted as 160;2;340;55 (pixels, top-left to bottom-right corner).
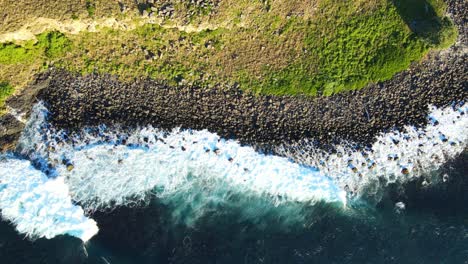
0;102;467;264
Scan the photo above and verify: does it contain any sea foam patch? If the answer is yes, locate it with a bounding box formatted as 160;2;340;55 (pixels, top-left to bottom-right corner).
8;103;347;229
2;101;467;241
27;126;345;211
277;103;468;199
0;157;98;242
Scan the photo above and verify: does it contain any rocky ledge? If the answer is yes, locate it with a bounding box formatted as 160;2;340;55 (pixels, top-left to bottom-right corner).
0;0;467;152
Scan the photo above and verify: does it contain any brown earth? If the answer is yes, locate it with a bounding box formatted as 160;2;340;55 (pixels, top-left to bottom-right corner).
0;0;466;152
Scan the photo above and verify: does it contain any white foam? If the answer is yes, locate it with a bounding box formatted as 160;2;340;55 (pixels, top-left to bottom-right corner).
41;128;346;210
2;102;466;240
0;158;98;242
2;102;346;234
277;104;468;198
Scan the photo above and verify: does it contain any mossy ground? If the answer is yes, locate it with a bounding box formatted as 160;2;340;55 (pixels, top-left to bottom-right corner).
0;0;457;99
0;31;72;90
0;82;14;114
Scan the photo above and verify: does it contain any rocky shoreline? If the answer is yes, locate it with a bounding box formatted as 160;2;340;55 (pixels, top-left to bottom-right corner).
0;0;467;152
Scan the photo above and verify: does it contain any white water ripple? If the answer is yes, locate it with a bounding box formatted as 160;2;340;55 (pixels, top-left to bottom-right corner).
277;103;468;199
0;157;98;242
17;103;347;210
0;101;466;241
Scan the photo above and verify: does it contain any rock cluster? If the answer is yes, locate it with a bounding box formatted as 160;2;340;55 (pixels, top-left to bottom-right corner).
1;0;466;152
446;0;467;45
37;46;466;150
138;0;219;19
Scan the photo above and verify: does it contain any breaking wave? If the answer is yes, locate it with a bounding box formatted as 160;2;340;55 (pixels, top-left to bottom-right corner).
0;157;98;242
277;103;468;202
0;101;466;242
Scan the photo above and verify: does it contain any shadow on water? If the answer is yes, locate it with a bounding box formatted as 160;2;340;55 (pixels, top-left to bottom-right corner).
390;0;453;44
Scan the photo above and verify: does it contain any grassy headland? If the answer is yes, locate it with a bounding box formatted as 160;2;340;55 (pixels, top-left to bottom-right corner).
0;0;457;99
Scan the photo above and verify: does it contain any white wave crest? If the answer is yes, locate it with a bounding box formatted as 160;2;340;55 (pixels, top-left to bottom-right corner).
17;103;346;210
276;103;468;199
2;101;466;241
0;158;98;242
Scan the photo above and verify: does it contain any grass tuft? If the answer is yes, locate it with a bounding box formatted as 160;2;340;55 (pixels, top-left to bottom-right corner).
86;0;96;17
0;31;71;65
0;82;14;114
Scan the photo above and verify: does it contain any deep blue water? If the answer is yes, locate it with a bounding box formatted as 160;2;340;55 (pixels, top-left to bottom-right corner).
0;153;466;264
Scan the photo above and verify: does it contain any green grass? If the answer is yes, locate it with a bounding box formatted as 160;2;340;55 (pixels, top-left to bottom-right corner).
36;31;72;58
393;0;457;47
0;82;14;113
0;42;37;64
0;31;73;105
0;31;71;65
0;0;458;98
243;0;457;95
86;0;96;17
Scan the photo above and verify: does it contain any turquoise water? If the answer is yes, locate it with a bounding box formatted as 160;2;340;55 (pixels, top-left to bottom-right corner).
0;102;467;263
1;163;467;264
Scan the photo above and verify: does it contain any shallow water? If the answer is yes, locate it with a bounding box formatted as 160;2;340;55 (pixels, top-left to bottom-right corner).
0;102;467;263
